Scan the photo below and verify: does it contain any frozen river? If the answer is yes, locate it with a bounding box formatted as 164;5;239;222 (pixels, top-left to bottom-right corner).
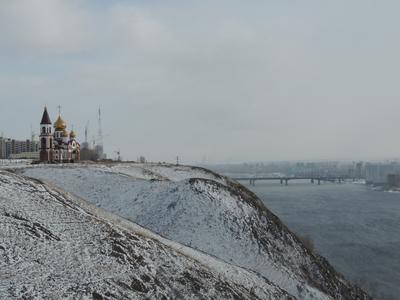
244;180;400;298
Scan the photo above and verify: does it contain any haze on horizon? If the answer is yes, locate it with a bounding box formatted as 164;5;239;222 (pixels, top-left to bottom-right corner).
1;0;400;164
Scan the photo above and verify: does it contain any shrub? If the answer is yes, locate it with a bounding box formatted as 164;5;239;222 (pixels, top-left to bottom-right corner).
297;234;315;253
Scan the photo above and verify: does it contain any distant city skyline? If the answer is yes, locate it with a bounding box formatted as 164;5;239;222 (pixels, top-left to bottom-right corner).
2;1;400;163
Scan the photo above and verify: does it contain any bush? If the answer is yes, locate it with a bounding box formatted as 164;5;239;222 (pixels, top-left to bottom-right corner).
297;234;315;253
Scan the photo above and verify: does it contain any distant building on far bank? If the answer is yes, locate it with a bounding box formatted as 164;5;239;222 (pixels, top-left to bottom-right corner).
365;162;400;186
387;174;400;189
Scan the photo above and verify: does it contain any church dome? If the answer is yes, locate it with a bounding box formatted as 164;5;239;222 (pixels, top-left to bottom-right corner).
54;115;67;130
62;130;69;137
70;130;76;138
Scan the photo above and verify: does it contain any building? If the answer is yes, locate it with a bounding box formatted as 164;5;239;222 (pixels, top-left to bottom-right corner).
39;107;80;163
0;136;39;159
9;151;40;160
365;162;400;185
387;174;400;189
0;137;6;159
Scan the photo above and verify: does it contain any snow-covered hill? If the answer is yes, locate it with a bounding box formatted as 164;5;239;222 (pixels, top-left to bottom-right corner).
0;170;293;299
21;163;370;299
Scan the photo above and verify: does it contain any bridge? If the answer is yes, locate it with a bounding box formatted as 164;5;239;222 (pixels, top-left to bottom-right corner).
232;176;350;186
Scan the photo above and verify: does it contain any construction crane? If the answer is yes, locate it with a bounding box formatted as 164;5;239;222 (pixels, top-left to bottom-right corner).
81;121;90;149
30;124;37;141
91;134;109;151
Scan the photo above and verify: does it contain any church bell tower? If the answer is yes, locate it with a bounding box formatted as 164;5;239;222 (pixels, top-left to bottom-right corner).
39;107;53;162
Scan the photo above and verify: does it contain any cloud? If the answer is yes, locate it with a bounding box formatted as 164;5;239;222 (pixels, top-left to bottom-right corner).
2;1;400;162
108;4;166;49
0;0;94;54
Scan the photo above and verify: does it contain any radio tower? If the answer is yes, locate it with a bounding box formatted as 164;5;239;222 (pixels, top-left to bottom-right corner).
95;107;104;159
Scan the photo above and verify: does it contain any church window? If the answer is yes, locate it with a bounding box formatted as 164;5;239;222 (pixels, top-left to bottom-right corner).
41;138;46;149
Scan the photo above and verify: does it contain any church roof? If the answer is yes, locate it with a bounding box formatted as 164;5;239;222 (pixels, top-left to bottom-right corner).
62;129;69;137
40;107;52;125
54;115;67;130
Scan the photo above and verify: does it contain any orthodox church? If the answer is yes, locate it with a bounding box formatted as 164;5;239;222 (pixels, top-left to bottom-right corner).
39;107;81;163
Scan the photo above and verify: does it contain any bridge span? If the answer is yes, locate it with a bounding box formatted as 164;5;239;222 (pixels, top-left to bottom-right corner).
232;176;350;186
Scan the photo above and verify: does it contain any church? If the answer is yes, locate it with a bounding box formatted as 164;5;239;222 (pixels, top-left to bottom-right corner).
39;107;81;163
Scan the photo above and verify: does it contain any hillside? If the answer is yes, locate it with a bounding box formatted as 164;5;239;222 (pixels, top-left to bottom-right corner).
0;170;292;299
21;163;371;299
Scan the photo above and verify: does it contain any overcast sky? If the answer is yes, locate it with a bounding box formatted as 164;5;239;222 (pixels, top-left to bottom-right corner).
1;0;400;163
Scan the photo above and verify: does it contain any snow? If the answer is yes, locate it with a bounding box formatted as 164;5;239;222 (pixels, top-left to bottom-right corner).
109;163;228;184
0;170;291;299
0;159;32;168
21;163;370;299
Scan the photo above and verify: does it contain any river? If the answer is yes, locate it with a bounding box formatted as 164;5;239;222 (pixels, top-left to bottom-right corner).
243;180;400;298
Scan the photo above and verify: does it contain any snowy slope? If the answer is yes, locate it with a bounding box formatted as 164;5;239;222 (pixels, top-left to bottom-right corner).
0;170;295;299
98;162;227;183
22;163;370;299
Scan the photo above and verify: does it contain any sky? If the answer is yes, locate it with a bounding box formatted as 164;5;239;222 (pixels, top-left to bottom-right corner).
1;0;400;163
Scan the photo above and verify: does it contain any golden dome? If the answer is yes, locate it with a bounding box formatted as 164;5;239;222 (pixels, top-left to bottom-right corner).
62;130;69;137
70;130;76;138
54;115;67;130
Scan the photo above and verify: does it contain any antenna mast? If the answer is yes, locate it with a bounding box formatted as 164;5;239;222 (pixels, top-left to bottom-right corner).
95;107;104;159
98;107;103;147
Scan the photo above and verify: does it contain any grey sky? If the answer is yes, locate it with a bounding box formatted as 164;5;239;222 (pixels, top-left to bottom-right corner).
1;0;400;163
